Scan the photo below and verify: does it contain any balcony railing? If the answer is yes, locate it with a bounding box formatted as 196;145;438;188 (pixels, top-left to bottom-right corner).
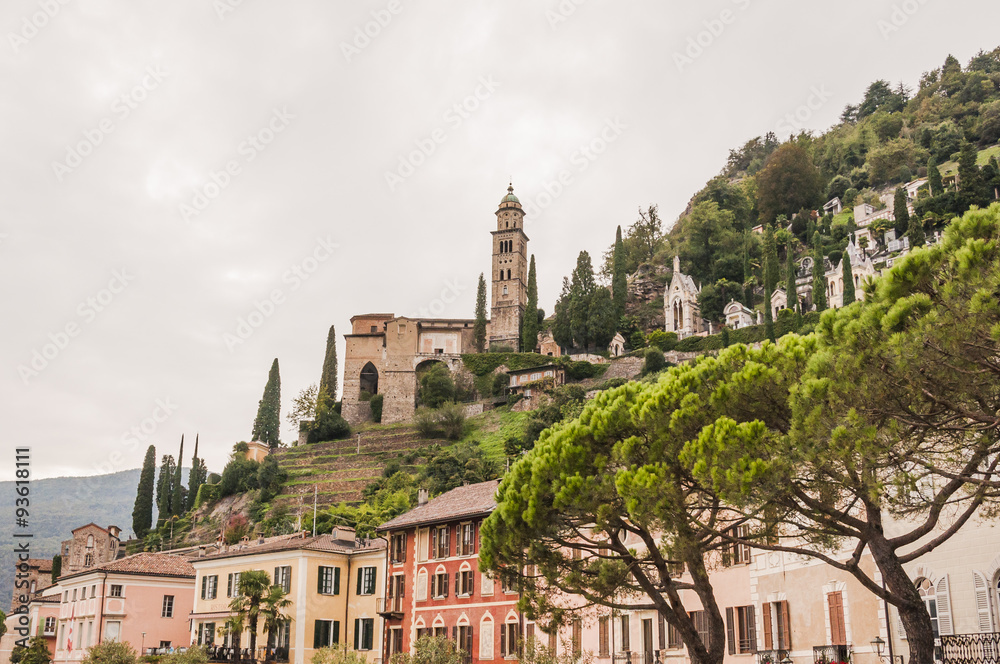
377;596;405;618
757;649;789;664
813;645;851;664
941;632;1000;664
613;651;634;664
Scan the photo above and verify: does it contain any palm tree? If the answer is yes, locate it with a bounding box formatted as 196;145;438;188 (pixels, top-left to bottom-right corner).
217;615;245;654
229;570;271;659
261;586;293;661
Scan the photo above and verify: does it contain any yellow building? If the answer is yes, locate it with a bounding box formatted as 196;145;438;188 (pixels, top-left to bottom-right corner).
189;528;386;664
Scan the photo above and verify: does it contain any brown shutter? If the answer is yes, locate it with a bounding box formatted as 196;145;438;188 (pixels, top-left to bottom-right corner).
763;603;772;650
600;617;610;656
432;529;438;558
726;607;736;655
747;605;758;653
779;601;791;650
658;616;666;651
501;624;508;658
828;593;846;645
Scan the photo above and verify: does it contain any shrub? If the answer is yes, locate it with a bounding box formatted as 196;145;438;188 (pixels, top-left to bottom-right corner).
390;636;467;664
461;353;552;377
194;482;220;508
674;336;703;352
629;330;646;349
438;403;467;441
560;360;604;381
642;348;666;375
219;457;260;497
370;394;384;423
415;408;441;438
418;363;455;408
81;641;137;664
207;472;222;485
224;513;251;545
308;409;351;444
162;648;208;664
646;330;678;351
775;309;800;337
313;646;371;664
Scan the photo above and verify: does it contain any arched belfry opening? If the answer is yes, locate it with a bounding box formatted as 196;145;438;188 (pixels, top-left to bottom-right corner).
360;362;379;396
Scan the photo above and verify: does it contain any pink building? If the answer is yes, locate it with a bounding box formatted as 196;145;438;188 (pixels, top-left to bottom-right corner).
52;553;196;663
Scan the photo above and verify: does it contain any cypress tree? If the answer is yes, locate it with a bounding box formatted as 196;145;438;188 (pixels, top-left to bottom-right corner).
742;232;754;307
155;454;174;528
474;274;487;353
958;140;981;194
811;232;828;312
187;434;204;511
552;278;573;349
611;226;627;322
171;435;185;517
928;156;942;196
318;326;338;403
51;555;61;582
763;244;775;342
521;256;539;353
132;445;156;539
893;188;910;235
785;243;798;314
252;359;282;447
763;225;779;293
908;211;926;248
842;255;856;306
569;251;597;349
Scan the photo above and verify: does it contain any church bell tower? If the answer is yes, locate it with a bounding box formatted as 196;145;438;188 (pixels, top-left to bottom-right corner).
490;184;529;349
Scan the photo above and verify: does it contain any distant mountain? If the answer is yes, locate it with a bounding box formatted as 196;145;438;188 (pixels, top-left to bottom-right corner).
0;468;187;610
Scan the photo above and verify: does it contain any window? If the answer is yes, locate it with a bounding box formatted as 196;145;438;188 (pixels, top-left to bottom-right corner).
481;617;495;660
87;535;94;548
503;286;508;295
458;523;476;556
109;585;123;598
432;526;450;559
84;553;94;566
459;626;474;660
161;595;174;618
722;525;751;566
434;626;448;639
391;533;407;563
665;617;681;649
917;578;940;638
690;611;711;652
599;617;610;657
354;618;375;650
228;571;245;597
572;619;582;656
44;617;56;634
500;623;519;659
761;601;791;650
105;621;122;643
827;592;846;646
275;622;291;649
356;567;377;595
458;570;475;596
501;574;516;594
314;620;340;648
726;606;758;654
274;566;292;593
318;566;341;595
621;615;630;650
72;589;78;601
389;628;405;656
200;575;217;600
196;622;214;646
370;325;377;334
91;585;96;597
432;571;450;598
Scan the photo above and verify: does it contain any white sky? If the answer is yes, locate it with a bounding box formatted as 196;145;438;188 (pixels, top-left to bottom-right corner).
2;0;998;481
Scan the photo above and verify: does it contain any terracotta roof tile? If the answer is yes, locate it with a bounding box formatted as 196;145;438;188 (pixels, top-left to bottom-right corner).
196;533;385;563
377;480;500;532
59;553;195;581
27;558;53;571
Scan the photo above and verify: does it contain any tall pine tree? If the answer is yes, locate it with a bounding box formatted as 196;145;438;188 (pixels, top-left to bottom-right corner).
763;240;776;342
131;445;156;539
785;243;798;314
521;256;539;353
552;277;573;349
569;251;597;349
763;225;779;292
928;156;942;196
742;231;755;307
318;326;338;402
474;274;487;353
155;454;175;528
842;255;856;306
893;187;910;235
811;232;828;312
611;226;627;323
171;435;185;517
252;359;282;447
908;211;926;248
187;434;205;511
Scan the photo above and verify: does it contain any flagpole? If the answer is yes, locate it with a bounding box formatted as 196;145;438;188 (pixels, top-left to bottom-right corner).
312;484;318;537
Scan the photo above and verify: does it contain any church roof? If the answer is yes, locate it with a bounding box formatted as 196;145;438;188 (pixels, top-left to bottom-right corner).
501;183;520;204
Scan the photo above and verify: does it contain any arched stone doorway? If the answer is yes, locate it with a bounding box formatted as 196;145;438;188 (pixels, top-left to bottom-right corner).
360;362;379;396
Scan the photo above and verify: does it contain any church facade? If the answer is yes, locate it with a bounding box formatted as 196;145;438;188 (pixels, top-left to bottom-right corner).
664;255;707;339
341;186;529;425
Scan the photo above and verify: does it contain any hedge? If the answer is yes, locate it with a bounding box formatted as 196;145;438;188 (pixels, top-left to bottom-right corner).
461;353;554;376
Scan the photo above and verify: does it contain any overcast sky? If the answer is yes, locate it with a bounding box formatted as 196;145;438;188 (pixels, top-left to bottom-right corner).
2;0;998;482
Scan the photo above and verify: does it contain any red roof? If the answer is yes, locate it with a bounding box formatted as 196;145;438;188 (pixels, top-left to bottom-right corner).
26;558;53;571
59;552;195;581
377;480;500;532
197;533;386;562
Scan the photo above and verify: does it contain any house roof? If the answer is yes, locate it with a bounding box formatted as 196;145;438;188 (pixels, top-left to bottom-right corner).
71;523;111;534
506;364;561;376
59;552;196;582
196;532;385;563
27;558;53;572
377;480;500;532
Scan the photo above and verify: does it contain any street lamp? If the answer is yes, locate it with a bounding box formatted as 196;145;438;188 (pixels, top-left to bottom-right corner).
781;655;793;664
871;636;901;664
141;632;146;655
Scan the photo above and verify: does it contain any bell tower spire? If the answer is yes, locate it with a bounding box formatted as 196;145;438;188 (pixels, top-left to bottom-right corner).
490;183;530;350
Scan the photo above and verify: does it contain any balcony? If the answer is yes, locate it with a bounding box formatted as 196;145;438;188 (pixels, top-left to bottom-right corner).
813;645;851;664
757;650;789;664
941;632;1000;664
203;646;289;664
613;651;634;664
377;596;405;619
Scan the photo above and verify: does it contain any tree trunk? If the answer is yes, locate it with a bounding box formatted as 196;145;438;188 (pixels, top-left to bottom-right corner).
249;615;259;661
868;535;936;664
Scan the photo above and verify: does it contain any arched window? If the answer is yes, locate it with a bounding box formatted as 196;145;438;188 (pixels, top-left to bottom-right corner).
916;578;939;638
360;362;379;396
507;269;511;280
87;535;94;548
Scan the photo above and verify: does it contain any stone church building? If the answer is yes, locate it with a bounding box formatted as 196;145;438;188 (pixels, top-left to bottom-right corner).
664;255;707;339
342;185;529;425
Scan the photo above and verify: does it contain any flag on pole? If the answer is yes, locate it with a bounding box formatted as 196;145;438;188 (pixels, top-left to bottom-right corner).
66;603;76;651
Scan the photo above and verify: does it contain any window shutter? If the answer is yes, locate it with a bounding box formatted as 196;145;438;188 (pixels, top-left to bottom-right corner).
201;576;207;600
762;603;772;650
936;575;954;636
401;533;407;562
445;528;451;556
357;569;363;595
470;572;475;595
333;621;340;645
896;608;907;640
275;567;280;588
370;568;377;595
973;571;994;633
444;573;449;597
779;601;792;650
747;605;757;653
432;529;438;558
314;621;323;649
354;619;360;650
398;574;405;598
455;572;461;595
726;607;736;655
365;620;374;650
334;567;341;595
318;568;324;594
828;593;846;645
657;616;665;651
501;624;507;658
453;626;458;642
227;573;233;598
467;626;475;656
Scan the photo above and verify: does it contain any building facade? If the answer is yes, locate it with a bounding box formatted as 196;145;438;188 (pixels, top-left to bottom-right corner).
59;524;122;576
664;256;705;339
9;558;54;612
189;529;386;664
491;185;529;350
376;481;523;664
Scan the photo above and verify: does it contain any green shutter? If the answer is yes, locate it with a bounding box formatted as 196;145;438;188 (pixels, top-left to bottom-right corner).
365;619;374;650
318;568;324;594
334;567;341;595
354;618;360;650
357;568;363;595
333;621;340;645
314;620;323;649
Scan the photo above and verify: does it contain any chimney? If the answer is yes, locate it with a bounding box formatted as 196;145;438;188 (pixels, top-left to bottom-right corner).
418;489;429;506
332;526;356;542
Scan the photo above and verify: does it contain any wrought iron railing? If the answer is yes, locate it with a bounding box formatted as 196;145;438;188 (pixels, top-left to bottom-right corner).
813;644;851;664
613;651;633;664
941;632;1000;664
757;649;789;664
377;596;406;615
